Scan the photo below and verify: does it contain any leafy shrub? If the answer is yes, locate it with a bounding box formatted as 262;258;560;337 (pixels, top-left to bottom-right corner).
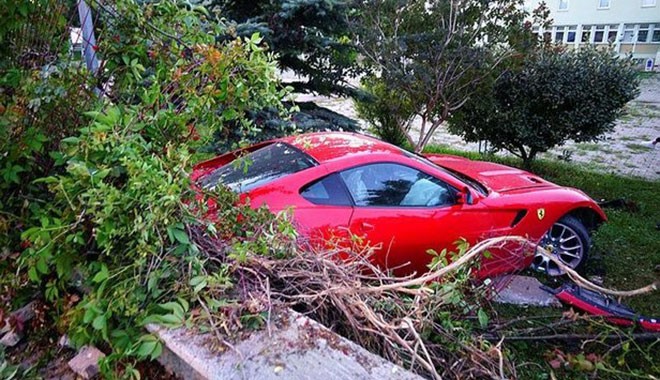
1;0;300;374
0;62;99;249
18;105;296;368
354;75;415;147
449;47;640;164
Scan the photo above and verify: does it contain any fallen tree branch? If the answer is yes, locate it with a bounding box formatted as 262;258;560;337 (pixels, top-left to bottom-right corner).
366;235;532;292
191;228;659;379
485;332;660;342
536;247;659;297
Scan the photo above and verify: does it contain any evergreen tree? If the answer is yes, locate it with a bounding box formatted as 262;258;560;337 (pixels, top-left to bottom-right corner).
206;0;363;97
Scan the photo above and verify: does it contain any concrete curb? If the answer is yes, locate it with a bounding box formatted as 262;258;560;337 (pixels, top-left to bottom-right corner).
147;310;422;380
492;275;562;307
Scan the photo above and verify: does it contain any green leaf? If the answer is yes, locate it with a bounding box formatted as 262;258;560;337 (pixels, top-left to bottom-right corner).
177;298;189;313
477;308;489;329
150;341;163;360
83;307;96;324
160;302;185;320
36;257;49;274
250;32;263;45
190;275;207;293
92;314;107;331
157;314;183;327
171;229;190;245
27;266;40;282
92;264;109;283
136;340;158;358
61;136;81;144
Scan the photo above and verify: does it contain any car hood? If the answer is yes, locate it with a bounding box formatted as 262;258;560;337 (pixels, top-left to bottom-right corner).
425;154;558;193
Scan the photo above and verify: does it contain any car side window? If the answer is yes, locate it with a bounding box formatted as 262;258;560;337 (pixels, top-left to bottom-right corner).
339;163;455;207
300;174;352;206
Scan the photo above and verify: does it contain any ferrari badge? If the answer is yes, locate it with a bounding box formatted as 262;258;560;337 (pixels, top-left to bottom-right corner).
537;208;546;220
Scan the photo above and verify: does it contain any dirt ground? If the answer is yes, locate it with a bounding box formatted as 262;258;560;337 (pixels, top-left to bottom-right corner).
291;74;660;180
3;326;179;379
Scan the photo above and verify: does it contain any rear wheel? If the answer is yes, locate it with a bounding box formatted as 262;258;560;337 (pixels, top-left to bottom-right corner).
532;215;590;276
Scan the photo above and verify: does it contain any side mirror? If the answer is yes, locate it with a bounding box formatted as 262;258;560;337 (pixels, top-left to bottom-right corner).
456;187;475;205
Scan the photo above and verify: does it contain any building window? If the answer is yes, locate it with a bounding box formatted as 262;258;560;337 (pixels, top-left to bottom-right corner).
653;30;660;42
555;26;565;43
642;0;656;7
581;25;592;43
559;0;569;10
598;0;610;8
653;26;660;42
594;25;606;43
638;24;650;42
608;25;619;43
622;24;636;42
567;26;577;42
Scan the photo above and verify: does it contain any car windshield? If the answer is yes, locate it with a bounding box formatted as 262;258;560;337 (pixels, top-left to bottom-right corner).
200;142;318;192
402;150;489;195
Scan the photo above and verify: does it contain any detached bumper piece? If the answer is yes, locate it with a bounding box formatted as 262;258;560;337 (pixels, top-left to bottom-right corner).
544;283;660;332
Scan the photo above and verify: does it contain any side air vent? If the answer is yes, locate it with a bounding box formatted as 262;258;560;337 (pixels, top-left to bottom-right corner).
511;210;527;227
528;177;542;183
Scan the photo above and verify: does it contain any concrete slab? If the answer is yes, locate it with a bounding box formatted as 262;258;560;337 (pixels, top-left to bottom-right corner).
148;309;422;380
492;275;561;307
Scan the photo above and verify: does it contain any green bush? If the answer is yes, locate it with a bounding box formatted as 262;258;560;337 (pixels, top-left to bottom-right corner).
1;0;297;375
449;47;640;164
354;75;415;147
0;61;99;249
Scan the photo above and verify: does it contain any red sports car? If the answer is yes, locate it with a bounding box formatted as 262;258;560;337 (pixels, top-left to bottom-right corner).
192;132;606;278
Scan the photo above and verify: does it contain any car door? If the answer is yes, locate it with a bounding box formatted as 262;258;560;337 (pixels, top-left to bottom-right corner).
293;173;355;253
338;163;496;277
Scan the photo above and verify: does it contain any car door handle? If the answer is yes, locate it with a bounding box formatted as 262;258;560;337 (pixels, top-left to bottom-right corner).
360;222;374;231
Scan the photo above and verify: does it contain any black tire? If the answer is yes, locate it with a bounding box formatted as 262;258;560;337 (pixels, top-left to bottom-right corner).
532;215;591;276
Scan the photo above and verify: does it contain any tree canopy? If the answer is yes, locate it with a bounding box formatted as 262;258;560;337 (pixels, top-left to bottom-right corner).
353;0;527;152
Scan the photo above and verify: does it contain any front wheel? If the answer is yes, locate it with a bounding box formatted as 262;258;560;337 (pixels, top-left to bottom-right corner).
532;215;591;276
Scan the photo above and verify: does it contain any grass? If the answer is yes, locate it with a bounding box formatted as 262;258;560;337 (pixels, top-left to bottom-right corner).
636;71;658;80
425;144;660;378
574;142;602;152
624;102;660;119
625;143;653;153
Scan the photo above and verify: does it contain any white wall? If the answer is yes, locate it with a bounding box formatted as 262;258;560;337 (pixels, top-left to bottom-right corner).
527;0;660;24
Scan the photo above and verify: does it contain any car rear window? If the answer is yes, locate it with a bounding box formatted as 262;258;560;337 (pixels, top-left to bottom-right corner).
200;142;317;192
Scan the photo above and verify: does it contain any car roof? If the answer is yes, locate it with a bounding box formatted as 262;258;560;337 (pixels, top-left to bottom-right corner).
279;132;405;164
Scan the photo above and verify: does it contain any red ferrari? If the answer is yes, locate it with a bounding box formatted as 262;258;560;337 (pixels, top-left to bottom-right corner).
192;132;606;278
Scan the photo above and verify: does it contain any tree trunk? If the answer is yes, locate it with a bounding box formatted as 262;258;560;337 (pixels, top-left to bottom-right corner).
522;148;538;168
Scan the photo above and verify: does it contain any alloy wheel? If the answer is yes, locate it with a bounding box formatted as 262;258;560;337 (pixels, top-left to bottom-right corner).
532;221;585;276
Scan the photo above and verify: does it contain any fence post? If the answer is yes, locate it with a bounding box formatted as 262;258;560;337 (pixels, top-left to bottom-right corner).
77;0;100;75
